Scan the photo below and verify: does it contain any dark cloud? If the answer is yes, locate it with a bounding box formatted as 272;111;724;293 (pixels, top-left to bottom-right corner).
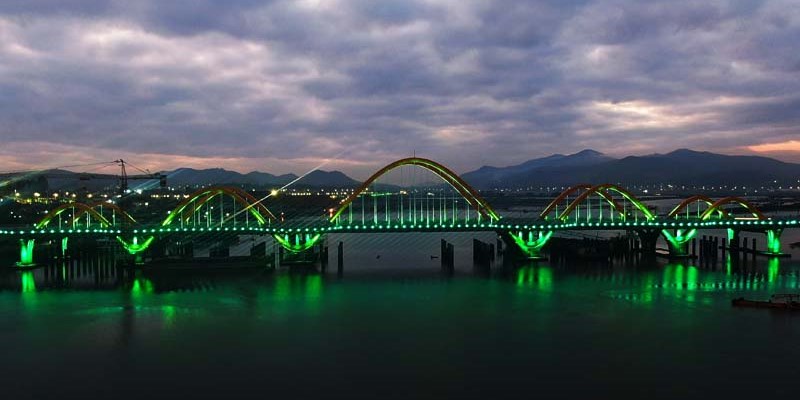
0;0;798;177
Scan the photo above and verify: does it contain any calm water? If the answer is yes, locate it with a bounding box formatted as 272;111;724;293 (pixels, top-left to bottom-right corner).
2;232;800;399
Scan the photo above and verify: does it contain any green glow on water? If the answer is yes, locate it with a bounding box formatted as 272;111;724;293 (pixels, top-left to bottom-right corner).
768;258;779;288
516;265;553;291
686;266;698;291
21;271;36;293
132;277;155;295
725;254;732;276
306;274;322;298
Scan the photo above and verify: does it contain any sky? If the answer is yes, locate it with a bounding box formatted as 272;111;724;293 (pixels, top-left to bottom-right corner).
0;0;798;179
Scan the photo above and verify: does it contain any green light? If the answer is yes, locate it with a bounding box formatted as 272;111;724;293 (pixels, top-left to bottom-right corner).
516;265;553;291
509;230;553;258
21;271;36;293
116;236;155;255
131;276;155;295
273;233;322;253
766;229;782;255
17;239;35;267
662;229;697;256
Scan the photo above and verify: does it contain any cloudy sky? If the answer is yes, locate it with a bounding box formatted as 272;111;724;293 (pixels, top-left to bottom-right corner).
0;0;798;178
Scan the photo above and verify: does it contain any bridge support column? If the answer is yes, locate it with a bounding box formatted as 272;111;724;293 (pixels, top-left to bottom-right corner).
16;239;36;267
662;229;697;258
765;229;785;256
501;230;552;260
337;241;344;276
273;233;323;254
61;237;69;258
728;229;739;251
635;229;660;255
273;233;325;266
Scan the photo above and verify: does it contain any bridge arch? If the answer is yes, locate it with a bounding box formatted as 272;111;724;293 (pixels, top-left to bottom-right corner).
71;201;137;225
700;196;766;220
36;202;112;229
558;184;654;221
540;184;624;220
667;195;725;219
162;186;277;226
330;157;499;222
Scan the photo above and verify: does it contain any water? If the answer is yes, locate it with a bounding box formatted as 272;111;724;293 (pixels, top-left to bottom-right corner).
2;234;800;399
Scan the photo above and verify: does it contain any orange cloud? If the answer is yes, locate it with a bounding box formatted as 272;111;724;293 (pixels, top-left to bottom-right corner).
748;140;800;153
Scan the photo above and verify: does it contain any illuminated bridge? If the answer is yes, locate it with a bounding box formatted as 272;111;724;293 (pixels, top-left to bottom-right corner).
2;157;797;267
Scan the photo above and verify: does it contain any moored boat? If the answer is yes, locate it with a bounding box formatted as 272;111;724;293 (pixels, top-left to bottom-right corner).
732;294;800;310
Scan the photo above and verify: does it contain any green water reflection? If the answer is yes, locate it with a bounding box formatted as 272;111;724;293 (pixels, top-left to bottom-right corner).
515;264;553;291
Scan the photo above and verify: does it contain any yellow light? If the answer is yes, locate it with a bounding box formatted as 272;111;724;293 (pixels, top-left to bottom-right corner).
270;189;279;197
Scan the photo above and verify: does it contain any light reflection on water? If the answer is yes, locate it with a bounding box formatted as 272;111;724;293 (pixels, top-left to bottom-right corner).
1;251;800;398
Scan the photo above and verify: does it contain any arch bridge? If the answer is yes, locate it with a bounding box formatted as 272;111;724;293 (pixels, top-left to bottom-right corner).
3;158;796;267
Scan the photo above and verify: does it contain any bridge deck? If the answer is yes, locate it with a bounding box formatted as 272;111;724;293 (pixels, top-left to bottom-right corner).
1;218;797;238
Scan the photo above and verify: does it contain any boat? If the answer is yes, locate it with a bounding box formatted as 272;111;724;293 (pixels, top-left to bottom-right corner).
732;294;800;310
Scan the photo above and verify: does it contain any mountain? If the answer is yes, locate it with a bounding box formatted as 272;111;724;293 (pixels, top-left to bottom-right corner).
462;149;615;188
163;168;359;188
462;149;800;189
164;168;296;187
292;170;360;187
1;167;360;194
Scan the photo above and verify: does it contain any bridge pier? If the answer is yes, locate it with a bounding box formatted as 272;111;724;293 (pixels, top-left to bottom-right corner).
274;233;326;267
16;239;36;267
662;229;697;258
337;241;344;276
635;229;660;256
764;229;789;257
501;230;551;260
273;233;323;254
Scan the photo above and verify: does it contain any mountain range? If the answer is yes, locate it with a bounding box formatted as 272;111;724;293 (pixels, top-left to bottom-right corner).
4;149;799;192
163;168;359;188
461;149;800;189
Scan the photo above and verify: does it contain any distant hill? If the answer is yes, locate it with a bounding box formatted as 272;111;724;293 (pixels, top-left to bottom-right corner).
164;168;296;187
1;167;360;194
5;149;799;194
462;149;615;188
162;168;359;188
462;149;800;189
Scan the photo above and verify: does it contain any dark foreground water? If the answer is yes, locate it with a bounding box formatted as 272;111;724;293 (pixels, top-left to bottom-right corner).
1;235;800;399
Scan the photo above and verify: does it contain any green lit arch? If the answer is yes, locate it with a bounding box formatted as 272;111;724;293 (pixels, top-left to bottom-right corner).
72;201;137;226
667;195;725;219
539;184;625;220
35;202;112;229
558;184;655;221
699;196;766;220
330;157;499;222
162;186;277;226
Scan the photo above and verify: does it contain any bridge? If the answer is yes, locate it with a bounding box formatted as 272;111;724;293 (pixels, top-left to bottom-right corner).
2;157;796;268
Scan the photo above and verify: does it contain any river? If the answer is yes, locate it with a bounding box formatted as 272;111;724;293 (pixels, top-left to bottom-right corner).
1;232;799;398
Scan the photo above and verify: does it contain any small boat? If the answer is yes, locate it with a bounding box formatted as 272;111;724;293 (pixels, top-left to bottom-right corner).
732;294;800;310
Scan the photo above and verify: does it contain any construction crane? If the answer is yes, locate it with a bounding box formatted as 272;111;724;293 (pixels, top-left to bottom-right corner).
1;159;166;195
113;159;167;194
